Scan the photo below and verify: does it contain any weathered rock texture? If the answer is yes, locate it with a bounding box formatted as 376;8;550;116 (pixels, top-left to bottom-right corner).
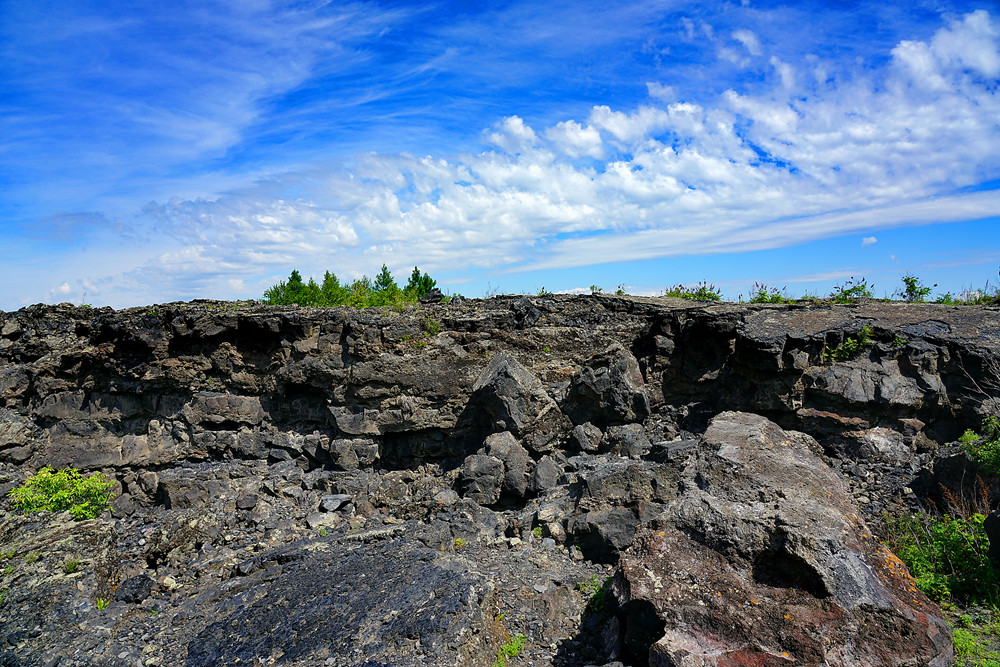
612;412;951;666
0;295;997;666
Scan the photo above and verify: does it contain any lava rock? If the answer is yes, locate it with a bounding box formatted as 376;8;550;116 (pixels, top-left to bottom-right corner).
562;343;650;427
114;575;155;604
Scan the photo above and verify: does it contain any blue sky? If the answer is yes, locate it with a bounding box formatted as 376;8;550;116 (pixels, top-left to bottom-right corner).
1;0;998;309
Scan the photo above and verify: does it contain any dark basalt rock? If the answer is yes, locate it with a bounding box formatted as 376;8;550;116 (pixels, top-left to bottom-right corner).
562;343;650;427
0;295;998;666
186;538;501;667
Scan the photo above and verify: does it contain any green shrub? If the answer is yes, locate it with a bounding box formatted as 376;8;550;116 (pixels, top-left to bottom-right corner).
960;416;1000;475
664;281;722;301
884;509;999;605
935;292;960;305
747;282;793;304
579;575;614;616
492;633;527;667
894;274;935;302
64;558;81;574
830;277;874;303
823;325;874;362
424;318;442;336
8;467;116;520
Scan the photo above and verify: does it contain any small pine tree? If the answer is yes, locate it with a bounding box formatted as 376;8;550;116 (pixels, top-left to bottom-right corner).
405;266;437;298
320;271;346;306
374;264;396;292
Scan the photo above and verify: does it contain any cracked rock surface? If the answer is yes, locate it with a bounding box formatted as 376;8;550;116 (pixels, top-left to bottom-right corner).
0;295;997;665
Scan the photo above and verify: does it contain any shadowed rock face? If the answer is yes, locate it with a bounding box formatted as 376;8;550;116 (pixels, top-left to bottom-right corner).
614;412;953;667
0;296;996;666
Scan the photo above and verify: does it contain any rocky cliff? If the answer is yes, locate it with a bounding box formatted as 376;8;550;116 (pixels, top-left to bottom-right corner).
0;294;997;666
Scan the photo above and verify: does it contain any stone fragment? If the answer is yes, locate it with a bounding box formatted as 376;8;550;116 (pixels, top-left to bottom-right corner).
469;351;570;453
110;493;135;517
323;438;379;471
454;454;504;505
236;494;258;510
306;512;342;530
319;494;353;512
562;343;649;427
114;575;155;604
527;456;562;495
570;423;602;452
600;423;651;458
570;507;640;564
483;432;530;498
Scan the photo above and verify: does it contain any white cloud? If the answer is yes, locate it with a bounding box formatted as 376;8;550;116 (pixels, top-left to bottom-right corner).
732;29;762;56
38;10;1000;305
770;56;795;89
545;120;605;158
484;116;539;154
861;236;878;247
646;81;675;101
47;282;73;300
589;105;671;143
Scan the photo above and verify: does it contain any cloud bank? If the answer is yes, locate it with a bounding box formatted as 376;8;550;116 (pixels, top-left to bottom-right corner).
132;10;998;294
6;7;999;306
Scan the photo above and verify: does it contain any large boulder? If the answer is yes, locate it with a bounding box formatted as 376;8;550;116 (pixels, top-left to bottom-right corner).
455;454;504;505
468;351;571;453
562;343;650;427
483;431;531;498
186;538;504;667
610;411;952;666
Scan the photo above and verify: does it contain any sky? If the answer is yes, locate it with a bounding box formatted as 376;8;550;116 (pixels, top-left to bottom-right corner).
1;0;999;309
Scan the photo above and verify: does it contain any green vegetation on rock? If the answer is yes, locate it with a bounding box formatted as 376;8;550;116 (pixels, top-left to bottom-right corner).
8;467;116;520
262;265;437;308
823;325;874;362
663;281;722;301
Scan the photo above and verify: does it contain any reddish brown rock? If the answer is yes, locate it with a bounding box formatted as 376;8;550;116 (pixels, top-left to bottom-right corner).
611;412;952;667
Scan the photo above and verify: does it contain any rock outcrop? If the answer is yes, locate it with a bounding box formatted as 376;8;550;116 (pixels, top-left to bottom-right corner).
611;412;952;666
0;295;997;665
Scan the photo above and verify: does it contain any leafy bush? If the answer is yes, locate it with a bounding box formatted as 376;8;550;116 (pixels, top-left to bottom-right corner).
664;281;723;301
884;510;998;604
579;575;614;616
8;467;116;520
747;282;793;304
895;274;935;302
823;325;874;362
961;416;1000;475
830;277;874;303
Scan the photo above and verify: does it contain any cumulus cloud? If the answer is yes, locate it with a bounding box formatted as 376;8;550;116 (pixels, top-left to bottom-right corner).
770;56;795;89
68;10;1000;301
47;283;72;300
545;120;605;158
861;236;878;247
484;116;539;154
